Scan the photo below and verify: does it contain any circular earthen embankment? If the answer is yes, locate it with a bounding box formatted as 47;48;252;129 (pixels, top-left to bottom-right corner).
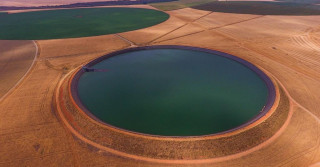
54;45;290;162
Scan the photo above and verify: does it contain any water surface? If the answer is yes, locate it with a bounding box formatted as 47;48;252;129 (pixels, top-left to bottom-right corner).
78;49;268;136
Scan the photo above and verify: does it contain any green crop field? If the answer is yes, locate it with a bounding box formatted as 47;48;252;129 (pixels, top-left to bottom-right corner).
151;0;217;11
0;8;169;40
192;1;320;15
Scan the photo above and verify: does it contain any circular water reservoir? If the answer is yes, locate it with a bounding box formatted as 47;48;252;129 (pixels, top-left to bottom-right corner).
74;46;274;136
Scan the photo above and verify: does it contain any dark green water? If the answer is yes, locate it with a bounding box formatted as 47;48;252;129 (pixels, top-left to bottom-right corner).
77;49;268;136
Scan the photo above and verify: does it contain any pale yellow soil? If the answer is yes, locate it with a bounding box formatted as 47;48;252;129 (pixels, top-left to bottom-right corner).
0;6;320;167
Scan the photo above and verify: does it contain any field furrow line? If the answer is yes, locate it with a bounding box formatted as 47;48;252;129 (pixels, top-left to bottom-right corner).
304;35;320;52
148;22;189;44
209;15;265;31
291;36;320;64
156;15;265;44
114;34;136;47
288;51;320;69
292;35;320;52
149;12;213;44
290;36;320;60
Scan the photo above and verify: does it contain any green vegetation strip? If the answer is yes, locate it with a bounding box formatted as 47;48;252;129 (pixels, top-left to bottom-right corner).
151;0;217;11
192;1;320;15
0;8;169;40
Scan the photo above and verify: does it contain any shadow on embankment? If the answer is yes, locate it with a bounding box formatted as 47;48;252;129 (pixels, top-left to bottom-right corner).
192;1;320;16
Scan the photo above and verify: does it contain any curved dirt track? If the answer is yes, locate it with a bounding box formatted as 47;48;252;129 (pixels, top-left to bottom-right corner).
0;40;37;101
1;6;320;167
53;45;284;163
54;66;290;164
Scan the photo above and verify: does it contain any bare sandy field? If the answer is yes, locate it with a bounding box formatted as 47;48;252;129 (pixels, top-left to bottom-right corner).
0;34;128;166
0;6;320;167
0;40;37;100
